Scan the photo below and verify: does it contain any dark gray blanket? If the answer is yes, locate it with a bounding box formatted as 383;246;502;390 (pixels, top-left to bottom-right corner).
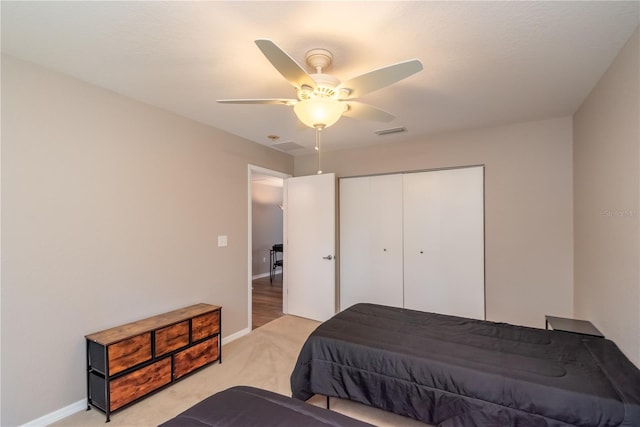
158;386;373;427
290;303;640;426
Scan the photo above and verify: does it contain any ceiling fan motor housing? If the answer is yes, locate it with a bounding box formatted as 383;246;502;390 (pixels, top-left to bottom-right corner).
298;73;341;99
298;48;342;100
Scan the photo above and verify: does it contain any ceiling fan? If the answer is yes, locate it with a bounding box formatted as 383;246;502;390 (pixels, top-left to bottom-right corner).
217;39;424;130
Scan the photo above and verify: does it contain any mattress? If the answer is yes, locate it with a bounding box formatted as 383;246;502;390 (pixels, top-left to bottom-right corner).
158;385;373;427
290;303;640;427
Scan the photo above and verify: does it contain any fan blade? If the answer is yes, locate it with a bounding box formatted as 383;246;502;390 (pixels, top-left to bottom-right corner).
216;98;297;106
337;59;423;99
343;101;395;122
255;39;317;90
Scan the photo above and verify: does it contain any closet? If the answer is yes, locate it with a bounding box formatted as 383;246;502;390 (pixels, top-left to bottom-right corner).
339;166;485;320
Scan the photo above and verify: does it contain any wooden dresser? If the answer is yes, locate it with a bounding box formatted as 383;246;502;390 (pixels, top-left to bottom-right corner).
85;303;222;421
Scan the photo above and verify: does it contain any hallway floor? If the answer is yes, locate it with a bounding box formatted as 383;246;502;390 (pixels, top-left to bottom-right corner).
252;274;283;329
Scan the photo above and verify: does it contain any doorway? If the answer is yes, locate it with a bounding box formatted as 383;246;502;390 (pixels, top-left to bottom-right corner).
248;165;289;329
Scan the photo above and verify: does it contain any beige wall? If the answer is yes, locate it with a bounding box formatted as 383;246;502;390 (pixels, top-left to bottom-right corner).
296;117;575;329
251;182;283;276
0;55;293;426
573;28;639;366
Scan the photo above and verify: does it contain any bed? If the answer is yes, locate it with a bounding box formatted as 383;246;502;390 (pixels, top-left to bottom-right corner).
290;303;640;427
158;385;373;427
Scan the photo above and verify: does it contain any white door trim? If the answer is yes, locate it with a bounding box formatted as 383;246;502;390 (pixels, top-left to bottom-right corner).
247;164;290;330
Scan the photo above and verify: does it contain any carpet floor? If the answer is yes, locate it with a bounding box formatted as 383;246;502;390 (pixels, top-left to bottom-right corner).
52;314;427;426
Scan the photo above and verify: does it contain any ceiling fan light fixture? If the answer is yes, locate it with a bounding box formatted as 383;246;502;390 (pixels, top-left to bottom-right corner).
294;98;346;129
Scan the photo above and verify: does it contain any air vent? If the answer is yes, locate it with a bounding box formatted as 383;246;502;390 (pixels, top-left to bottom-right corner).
374;127;407;136
271;141;306;152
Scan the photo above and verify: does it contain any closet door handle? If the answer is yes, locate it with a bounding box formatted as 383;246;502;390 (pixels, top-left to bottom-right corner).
322;255;333;260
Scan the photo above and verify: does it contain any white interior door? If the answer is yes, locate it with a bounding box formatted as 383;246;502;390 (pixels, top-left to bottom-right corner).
403;167;485;319
340;174;404;310
285;173;336;321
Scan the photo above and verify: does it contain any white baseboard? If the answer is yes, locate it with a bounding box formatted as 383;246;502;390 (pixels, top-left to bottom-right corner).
222;327;250;345
251;272;270;280
20;399;86;427
21;328;252;426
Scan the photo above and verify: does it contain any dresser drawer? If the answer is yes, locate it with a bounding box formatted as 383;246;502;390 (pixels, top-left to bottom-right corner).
191;311;219;341
110;358;171;411
173;336;219;380
155;321;189;357
108;333;152;375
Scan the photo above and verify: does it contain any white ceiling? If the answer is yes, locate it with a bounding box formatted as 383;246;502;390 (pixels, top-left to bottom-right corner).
2;1;638;156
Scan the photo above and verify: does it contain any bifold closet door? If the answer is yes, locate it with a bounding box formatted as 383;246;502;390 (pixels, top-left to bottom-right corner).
339;174;404;311
403;167;485;319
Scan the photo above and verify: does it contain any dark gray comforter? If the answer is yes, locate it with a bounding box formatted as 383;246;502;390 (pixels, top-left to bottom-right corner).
290;303;640;426
158;386;373;427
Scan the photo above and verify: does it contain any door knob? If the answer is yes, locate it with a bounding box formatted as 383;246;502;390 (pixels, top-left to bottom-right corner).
322;255;333;260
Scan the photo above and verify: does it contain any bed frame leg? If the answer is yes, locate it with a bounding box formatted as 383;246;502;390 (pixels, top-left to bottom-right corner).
326;395;330;410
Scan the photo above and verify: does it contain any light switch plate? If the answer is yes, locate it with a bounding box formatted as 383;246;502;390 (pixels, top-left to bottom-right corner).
218;235;228;247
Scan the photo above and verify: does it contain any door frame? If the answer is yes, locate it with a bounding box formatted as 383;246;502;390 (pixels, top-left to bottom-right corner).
247;164;291;330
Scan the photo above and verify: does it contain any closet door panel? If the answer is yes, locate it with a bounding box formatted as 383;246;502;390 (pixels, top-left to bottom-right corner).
368;175;404;307
340;177;372;310
339;175;403;311
403;167;485;319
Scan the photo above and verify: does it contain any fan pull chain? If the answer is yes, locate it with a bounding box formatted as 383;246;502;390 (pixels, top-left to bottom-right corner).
316;127;323;174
